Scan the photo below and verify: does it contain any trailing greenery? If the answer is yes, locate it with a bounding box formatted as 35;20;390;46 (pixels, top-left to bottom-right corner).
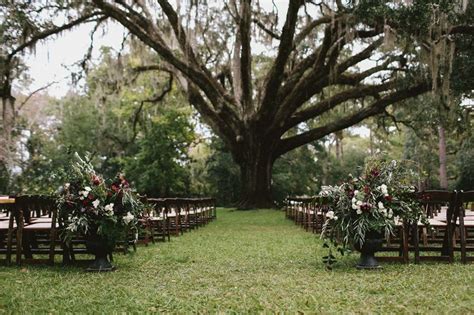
0;209;472;313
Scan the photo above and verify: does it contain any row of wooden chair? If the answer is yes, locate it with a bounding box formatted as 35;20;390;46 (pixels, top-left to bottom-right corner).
140;197;217;245
285;190;474;264
0;195;216;265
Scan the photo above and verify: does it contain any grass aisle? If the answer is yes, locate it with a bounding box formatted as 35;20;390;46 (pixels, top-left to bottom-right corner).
0;209;473;313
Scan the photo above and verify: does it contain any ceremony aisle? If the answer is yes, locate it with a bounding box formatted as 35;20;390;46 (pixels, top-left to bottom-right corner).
0;209;472;313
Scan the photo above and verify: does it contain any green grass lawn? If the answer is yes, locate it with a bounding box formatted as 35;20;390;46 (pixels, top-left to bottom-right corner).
1;208;473;313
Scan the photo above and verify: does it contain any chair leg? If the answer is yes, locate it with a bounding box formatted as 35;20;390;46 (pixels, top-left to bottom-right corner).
460;223;467;264
49;229;56;265
6;216;14;265
413;225;420;264
403;224;409;264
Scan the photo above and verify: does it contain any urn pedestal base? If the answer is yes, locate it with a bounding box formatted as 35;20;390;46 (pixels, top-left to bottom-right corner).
86;255;115;272
354;231;384;270
85;235;115;272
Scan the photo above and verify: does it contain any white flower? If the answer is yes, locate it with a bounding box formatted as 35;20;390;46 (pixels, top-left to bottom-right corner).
378;201;385;210
356;209;362;215
80;190;89;197
352;204;358;210
326;211;335;219
394;215;400;224
103;203;115;216
387;209;393;218
79;196;84;200
123;212;134;224
64;183;70;189
85;186;92;192
92;199;100;208
356;200;363;206
333;216;338;221
379;184;388;194
409;186;416;193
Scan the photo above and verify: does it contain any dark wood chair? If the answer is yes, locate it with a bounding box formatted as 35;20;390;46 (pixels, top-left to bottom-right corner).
455;190;474;264
15;195;62;265
314;196;331;234
412;190;456;263
0;197;20;265
376;218;410;264
146;198;170;242
165;198;182;236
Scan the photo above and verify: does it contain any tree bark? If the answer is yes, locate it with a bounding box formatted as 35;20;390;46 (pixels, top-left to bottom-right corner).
237;154;275;209
233;135;276;209
1;92;15;169
438;126;448;189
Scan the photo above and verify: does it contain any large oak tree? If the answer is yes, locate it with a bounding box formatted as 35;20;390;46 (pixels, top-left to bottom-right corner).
8;0;474;208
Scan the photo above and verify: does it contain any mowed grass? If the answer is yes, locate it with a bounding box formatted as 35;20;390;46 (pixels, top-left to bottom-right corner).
0;208;473;313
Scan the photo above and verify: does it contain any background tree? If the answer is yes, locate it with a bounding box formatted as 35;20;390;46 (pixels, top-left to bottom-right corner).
0;2;104;173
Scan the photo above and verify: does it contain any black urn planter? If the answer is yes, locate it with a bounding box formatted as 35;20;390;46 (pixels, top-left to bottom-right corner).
85;235;115;272
353;230;384;270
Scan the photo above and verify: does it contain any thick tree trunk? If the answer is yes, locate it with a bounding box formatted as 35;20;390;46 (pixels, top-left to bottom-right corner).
1;94;15;169
438;126;448;189
238;158;274;209
234;139;275;209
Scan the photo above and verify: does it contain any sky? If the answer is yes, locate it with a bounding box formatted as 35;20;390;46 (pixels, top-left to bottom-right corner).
22;21;128;98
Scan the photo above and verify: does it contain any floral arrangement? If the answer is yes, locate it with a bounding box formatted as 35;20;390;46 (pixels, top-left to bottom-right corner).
57;153;144;245
320;156;426;266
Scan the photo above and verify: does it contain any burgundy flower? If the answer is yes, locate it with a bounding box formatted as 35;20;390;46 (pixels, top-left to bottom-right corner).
111;184;120;193
82;199;89;206
347;189;355;198
361;203;372;213
364;186;370;194
121;180;130;188
370;168;380;177
88;194;95;200
384;195;393;202
92;175;102;186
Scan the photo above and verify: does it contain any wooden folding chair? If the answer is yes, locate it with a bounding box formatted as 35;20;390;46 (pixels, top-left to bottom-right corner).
0;197;19;265
455;190;474;264
16;195;62;265
314;196;331;234
412;190;456;263
165;198;183;236
146;198;170;242
376;218;410;264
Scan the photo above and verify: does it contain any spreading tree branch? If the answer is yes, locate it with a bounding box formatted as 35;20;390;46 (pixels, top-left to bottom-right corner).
18;81;58;111
131;74;174;140
8;12;104;61
240;0;253;114
276;81;430;156
284;81;397;130
252;18;281;40
92;0;240;128
258;0;303;120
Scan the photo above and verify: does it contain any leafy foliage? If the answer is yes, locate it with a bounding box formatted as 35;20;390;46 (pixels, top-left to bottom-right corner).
122;109;195;197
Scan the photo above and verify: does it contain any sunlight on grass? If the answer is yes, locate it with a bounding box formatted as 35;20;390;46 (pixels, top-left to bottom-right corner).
0;208;473;313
